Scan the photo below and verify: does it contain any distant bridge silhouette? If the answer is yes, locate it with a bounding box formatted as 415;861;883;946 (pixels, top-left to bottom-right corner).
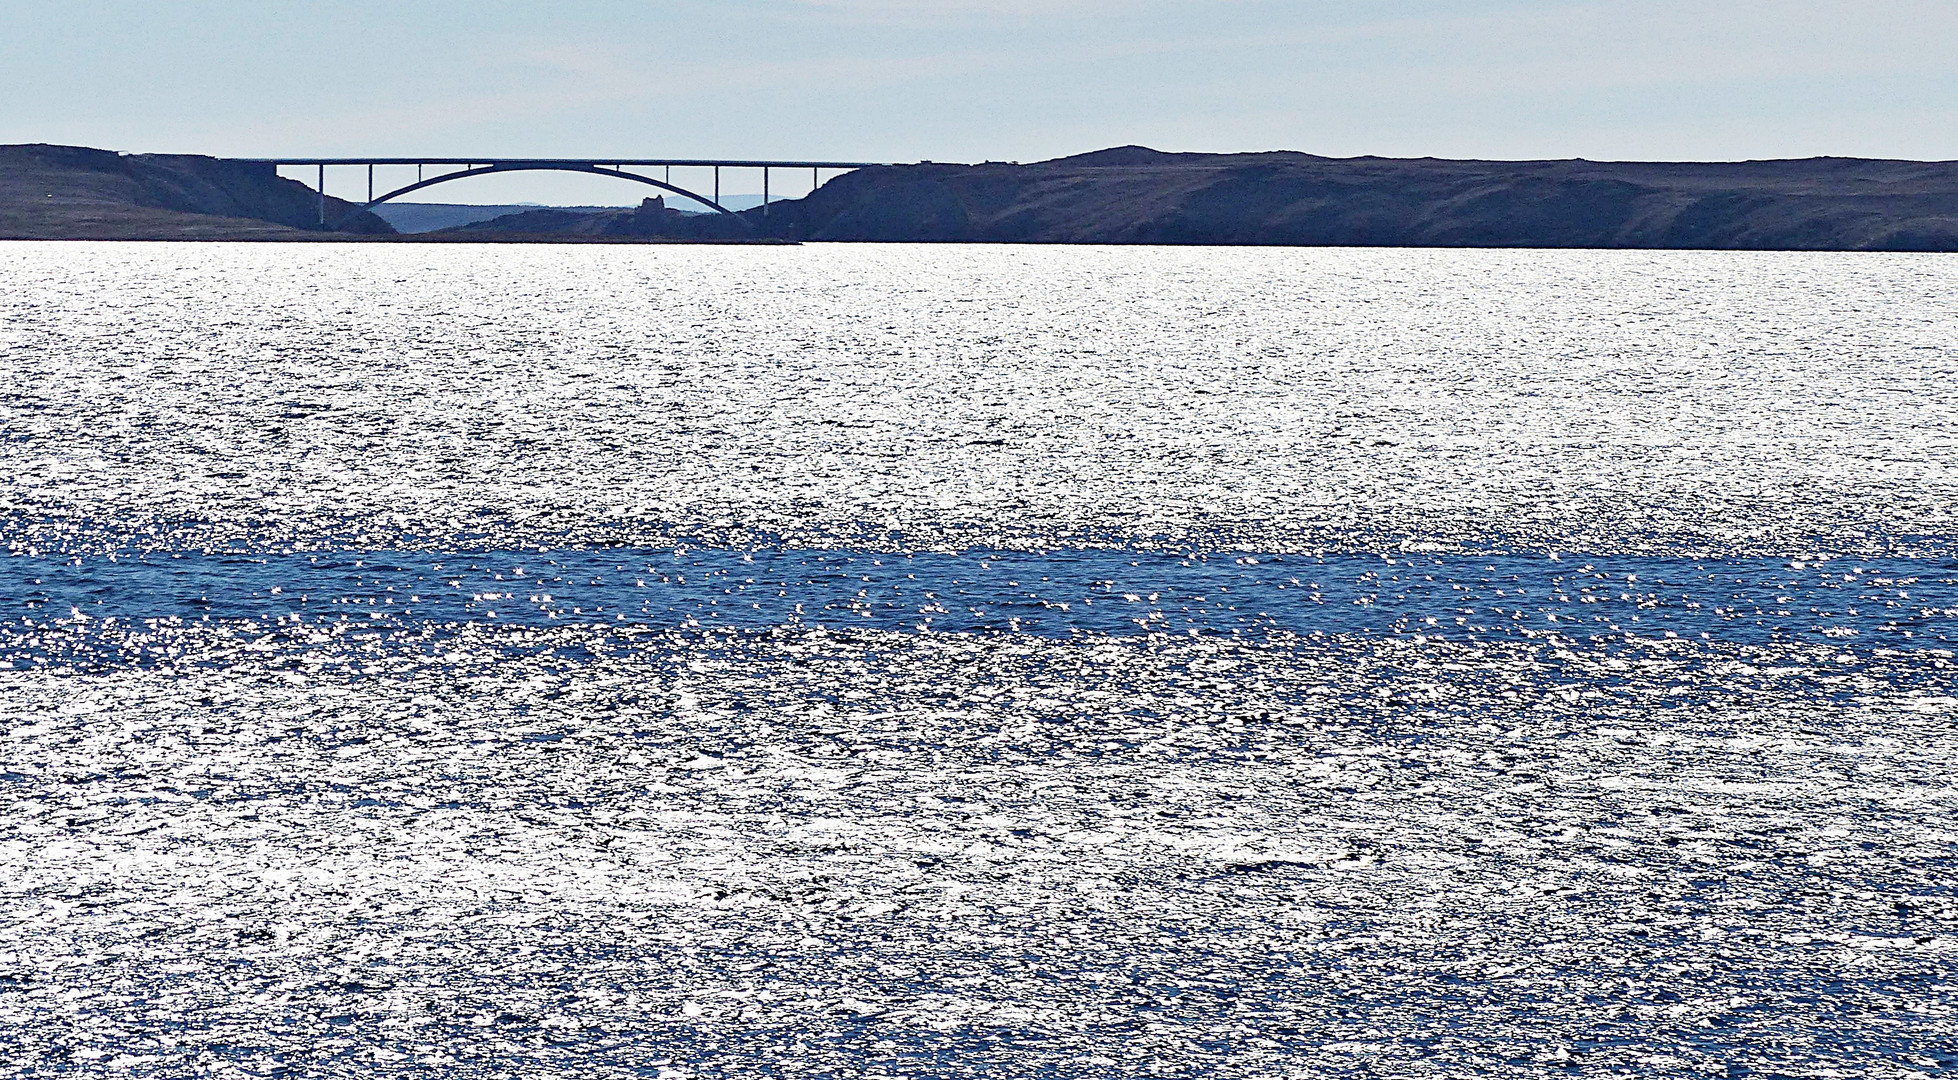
249;158;890;230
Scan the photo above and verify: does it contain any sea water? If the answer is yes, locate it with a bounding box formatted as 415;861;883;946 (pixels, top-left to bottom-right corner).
1;242;1954;1077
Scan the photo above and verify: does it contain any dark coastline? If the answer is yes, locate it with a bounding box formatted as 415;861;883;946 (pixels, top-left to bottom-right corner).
6;142;1958;250
0;144;391;240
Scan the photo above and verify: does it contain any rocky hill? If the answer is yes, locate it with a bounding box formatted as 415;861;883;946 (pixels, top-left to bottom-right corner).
0;144;392;239
743;147;1958;250
12;143;1958;249
437;197;757;240
371;202;636;233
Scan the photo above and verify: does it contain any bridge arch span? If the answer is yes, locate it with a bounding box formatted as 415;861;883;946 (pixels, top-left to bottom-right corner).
338;162;738;229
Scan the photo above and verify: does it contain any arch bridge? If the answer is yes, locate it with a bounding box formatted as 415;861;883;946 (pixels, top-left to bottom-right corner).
249;158;890;230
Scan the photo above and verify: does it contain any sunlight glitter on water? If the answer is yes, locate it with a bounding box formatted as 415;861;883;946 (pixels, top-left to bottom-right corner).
1;242;1955;1078
4;546;1956;653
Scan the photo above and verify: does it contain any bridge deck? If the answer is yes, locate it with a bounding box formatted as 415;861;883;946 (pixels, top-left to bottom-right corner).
246;158;891;169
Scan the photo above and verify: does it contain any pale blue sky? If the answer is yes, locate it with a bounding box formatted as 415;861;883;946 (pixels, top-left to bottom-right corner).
3;1;1954;205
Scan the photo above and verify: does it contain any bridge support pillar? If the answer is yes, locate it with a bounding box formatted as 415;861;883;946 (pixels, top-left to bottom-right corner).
317;164;325;226
763;167;769;216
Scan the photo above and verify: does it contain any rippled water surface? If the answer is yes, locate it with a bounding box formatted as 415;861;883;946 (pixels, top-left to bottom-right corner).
2;242;1956;1078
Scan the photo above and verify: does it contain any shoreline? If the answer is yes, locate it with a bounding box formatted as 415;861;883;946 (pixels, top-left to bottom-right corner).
6;234;1956;252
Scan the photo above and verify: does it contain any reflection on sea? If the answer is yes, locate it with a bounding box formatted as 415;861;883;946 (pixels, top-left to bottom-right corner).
1;243;1955;1077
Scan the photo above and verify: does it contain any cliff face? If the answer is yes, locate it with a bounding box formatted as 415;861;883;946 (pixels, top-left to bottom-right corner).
0;144;393;239
744;148;1958;250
